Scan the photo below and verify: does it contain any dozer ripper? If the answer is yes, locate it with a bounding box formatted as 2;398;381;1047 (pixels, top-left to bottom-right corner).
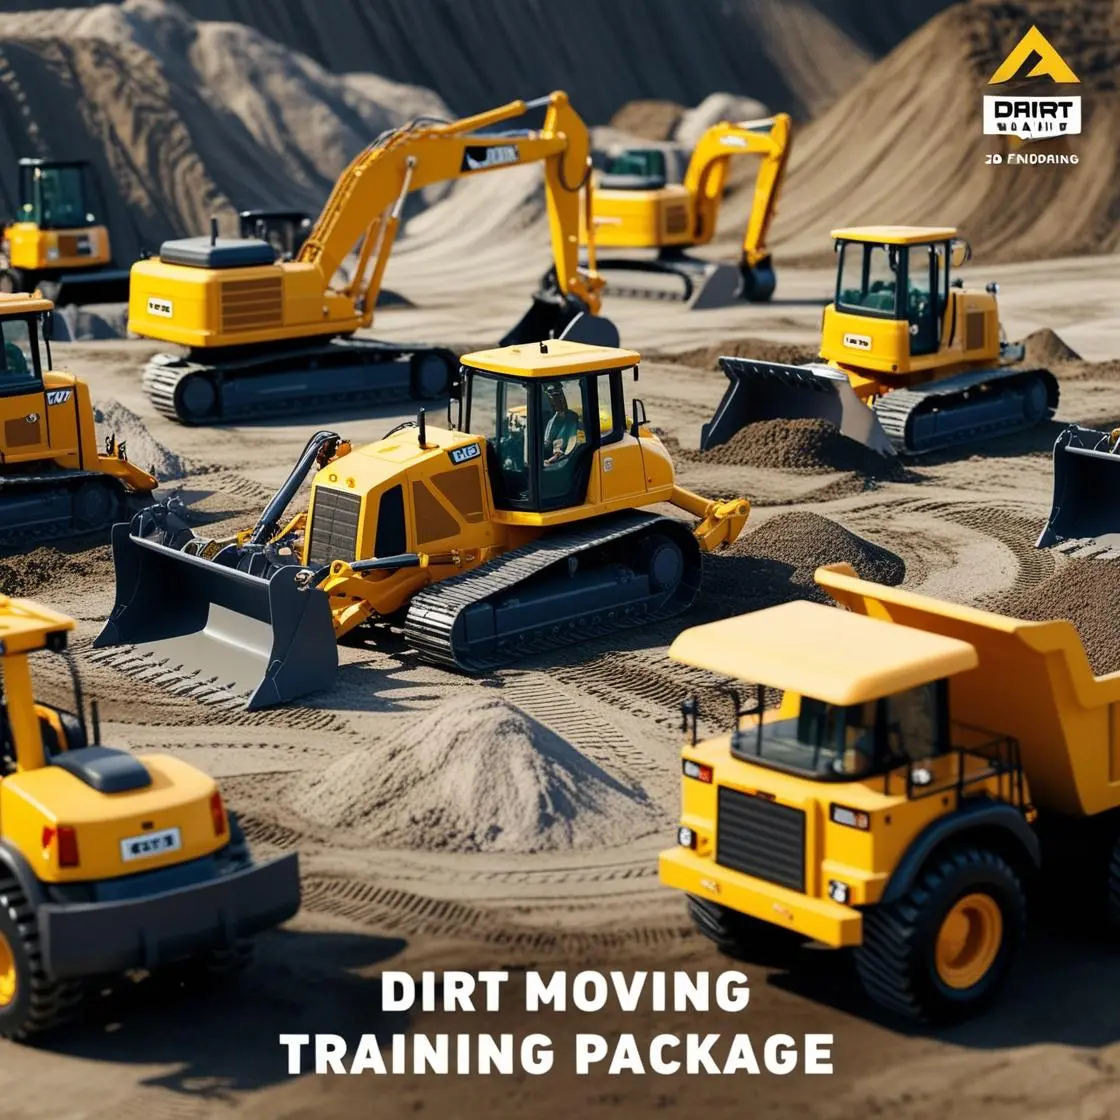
700;227;1058;457
0;292;157;547
94;340;750;709
1036;424;1120;555
574;113;792;307
1;159;131;306
0;593;300;1040
660;563;1120;1024
127;91;619;426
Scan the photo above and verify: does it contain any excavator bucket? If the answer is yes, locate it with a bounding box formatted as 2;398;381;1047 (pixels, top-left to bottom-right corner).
700;357;897;455
1037;425;1120;551
502;292;620;348
93;525;339;709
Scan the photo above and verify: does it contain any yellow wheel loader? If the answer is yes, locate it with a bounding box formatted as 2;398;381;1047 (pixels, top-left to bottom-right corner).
0;292;157;547
94;340;750;709
1;159;131;306
127;91;619;426
0;593;300;1040
701;226;1058;457
660;562;1120;1023
572;113;792;307
1037;424;1120;554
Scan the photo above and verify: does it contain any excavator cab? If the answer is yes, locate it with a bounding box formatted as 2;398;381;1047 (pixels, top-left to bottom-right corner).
238;210;311;261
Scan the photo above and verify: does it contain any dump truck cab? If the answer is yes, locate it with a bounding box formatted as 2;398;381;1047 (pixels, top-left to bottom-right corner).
0;593;300;1040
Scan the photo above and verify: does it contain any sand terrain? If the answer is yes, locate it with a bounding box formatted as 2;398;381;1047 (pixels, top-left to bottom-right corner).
0;246;1116;1117
0;1;1117;1116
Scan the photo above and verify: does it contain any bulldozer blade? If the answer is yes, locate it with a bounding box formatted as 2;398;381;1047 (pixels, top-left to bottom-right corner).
1037;425;1120;550
93;524;338;709
700;358;897;456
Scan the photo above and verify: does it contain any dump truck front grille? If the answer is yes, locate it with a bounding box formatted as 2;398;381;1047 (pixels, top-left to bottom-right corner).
306;487;361;566
220;276;283;332
715;786;805;892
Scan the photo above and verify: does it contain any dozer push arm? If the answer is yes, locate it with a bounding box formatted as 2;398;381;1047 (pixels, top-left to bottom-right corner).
671;486;750;551
683;114;792;266
295;91;604;325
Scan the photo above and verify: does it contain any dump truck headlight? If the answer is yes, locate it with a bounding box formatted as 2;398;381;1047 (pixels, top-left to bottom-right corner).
678;826;696;849
829;803;870;830
827;880;850;904
682;759;713;783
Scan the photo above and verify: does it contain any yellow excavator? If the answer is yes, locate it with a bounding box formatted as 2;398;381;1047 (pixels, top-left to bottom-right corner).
0;593;299;1039
574;113;792;307
1;159;131;306
126;91;619;426
0;292;157;547
700;226;1058;457
93;340;750;708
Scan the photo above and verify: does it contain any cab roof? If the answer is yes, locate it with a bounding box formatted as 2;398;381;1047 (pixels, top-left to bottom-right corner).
669;599;978;706
0;291;54;315
461;338;640;377
0;596;75;655
831;225;959;245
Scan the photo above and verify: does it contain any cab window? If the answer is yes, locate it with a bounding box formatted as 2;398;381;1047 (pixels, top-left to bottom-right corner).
836;241;900;318
467;372;530;506
0;317;43;395
538;376;593;507
596;372;624;445
21;164;93;228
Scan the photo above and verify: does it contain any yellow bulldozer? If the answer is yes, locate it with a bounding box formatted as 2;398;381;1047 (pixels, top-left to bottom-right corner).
0;291;157;547
1;159;131;306
126;91;620;426
0;593;300;1040
93;340;750;708
700;226;1058;457
660;562;1120;1023
575;113;792;307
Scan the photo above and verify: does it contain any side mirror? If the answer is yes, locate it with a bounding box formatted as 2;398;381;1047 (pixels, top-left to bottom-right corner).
633;365;639;382
446;367;463;430
950;239;972;268
630;398;647;436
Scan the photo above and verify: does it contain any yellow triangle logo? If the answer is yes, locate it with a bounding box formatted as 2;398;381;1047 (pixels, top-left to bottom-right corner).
989;26;1080;84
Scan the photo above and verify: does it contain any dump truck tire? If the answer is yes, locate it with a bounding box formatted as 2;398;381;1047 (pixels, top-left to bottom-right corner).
855;846;1025;1024
0;874;83;1040
686;894;798;957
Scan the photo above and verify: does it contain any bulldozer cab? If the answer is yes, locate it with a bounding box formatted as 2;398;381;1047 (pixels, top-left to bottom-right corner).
833;227;967;359
16;159;98;231
0;300;54;461
456;339;638;513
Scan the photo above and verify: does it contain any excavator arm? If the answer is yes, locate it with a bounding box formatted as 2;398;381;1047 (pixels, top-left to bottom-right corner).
683;112;792;268
297;90;605;327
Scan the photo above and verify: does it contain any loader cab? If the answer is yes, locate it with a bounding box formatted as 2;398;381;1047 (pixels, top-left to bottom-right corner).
833;227;970;358
456;340;639;513
16;159;99;231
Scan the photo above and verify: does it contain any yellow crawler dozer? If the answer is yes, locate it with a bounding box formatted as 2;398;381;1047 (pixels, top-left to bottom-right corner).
95;340;750;708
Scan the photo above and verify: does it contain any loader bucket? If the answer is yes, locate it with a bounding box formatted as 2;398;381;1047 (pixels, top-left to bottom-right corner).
700;357;896;456
93;524;338;709
1037;425;1120;549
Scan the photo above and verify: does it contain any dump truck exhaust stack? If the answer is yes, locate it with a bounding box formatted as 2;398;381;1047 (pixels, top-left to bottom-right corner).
700;357;897;455
93;524;339;709
1037;425;1120;552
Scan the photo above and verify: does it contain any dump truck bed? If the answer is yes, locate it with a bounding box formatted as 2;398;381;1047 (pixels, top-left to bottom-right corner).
815;563;1120;817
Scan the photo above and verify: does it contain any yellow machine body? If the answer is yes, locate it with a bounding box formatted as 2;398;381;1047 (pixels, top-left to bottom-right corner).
3;222;113;274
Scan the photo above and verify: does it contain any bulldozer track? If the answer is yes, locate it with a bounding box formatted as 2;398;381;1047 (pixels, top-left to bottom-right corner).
299;875;690;953
403;511;701;672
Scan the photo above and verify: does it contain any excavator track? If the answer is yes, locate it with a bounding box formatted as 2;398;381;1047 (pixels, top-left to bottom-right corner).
872;365;1059;455
0;470;132;549
402;511;702;672
141;338;458;425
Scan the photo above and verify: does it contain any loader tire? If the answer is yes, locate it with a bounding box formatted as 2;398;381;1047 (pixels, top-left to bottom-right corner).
687;894;796;957
854;846;1025;1024
0;875;84;1040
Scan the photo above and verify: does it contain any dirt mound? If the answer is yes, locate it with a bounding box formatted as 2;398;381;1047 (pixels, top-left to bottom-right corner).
92;399;185;480
287;693;658;853
701;510;904;616
719;0;1120;265
697;418;904;478
1023;328;1082;367
0;544;109;596
997;561;1120;675
608;100;684;142
0;0;451;262
648;337;819;371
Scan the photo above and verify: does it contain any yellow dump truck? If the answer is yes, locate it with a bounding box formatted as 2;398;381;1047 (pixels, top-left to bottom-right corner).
660;562;1120;1022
